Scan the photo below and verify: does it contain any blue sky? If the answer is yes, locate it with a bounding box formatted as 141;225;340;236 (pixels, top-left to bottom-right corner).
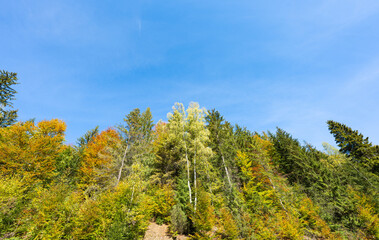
1;0;379;148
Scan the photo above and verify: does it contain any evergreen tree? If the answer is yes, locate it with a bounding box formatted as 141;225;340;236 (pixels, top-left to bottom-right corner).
0;70;18;127
77;126;99;148
327;120;379;174
270;128;379;237
119;108;154;148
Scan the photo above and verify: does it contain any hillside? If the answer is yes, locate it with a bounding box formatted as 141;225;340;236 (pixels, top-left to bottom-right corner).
0;102;378;239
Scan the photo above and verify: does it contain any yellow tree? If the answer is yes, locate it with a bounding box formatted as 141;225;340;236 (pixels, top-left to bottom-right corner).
0;119;66;184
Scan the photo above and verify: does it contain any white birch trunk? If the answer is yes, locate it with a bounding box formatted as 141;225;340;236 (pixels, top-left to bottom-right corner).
116;144;128;186
221;153;232;188
262;164;288;214
183;121;193;205
185;148;192;204
194;149;197;211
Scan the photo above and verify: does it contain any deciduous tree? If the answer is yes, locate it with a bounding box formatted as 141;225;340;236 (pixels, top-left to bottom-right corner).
0;119;66;184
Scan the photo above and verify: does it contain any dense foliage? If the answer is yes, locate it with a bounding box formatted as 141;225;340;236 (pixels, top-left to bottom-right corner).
0;73;378;239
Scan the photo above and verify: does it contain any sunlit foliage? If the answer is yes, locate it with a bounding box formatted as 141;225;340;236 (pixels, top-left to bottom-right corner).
0;103;377;239
0;119;66;184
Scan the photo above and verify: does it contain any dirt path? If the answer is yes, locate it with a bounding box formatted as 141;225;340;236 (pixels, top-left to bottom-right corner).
143;222;188;240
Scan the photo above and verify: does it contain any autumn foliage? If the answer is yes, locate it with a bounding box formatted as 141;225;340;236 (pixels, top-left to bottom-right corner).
80;128;120;185
0;119;65;184
0;105;378;239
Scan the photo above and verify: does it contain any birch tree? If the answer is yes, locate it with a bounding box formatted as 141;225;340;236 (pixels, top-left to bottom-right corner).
160;103;213;210
166;103;192;203
186;102;213;210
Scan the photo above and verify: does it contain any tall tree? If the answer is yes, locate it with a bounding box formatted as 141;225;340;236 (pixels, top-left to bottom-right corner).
186;102;213;210
80;128;120;187
152;121;182;185
116;108;154;184
0;70;18;127
206;109;235;189
156;103;212;210
166;103;192;204
327;120;379;174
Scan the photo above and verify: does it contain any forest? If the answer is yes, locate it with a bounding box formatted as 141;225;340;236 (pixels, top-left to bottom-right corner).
0;70;378;239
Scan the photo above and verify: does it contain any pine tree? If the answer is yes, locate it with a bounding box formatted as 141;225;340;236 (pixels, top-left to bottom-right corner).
0;70;18;127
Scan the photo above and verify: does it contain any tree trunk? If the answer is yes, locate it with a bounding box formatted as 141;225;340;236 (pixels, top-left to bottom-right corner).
116;144;128;186
185;143;192;204
194;149;197;211
262;164;288;214
221;152;232;188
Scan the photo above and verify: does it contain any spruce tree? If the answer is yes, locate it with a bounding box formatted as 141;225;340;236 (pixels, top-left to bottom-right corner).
0;70;18;127
327;120;378;174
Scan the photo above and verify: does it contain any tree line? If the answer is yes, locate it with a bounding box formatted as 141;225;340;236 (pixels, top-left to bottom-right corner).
0;70;378;239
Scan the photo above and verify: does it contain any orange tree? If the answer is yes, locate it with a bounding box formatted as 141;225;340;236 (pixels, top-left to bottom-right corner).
79;128;121;186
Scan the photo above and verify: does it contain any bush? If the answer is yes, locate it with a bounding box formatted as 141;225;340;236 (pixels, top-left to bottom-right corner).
151;184;175;224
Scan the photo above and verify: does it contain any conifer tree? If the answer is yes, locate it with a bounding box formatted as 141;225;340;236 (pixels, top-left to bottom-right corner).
77;126;99;148
0;70;18;127
327;120;378;174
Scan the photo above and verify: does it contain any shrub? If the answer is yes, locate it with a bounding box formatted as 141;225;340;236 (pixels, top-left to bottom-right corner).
151;184;175;224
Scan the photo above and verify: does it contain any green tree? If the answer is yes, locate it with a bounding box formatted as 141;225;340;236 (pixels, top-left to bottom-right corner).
117;108;155;184
206;110;235;189
151;121;182;185
77;126;99;148
271;128;378;238
327;120;378;174
0;70;18;127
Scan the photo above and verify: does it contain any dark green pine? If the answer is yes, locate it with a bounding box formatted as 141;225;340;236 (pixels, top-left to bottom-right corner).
327;120;378;174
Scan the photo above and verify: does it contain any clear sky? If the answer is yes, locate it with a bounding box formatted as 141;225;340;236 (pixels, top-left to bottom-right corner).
1;0;379;148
